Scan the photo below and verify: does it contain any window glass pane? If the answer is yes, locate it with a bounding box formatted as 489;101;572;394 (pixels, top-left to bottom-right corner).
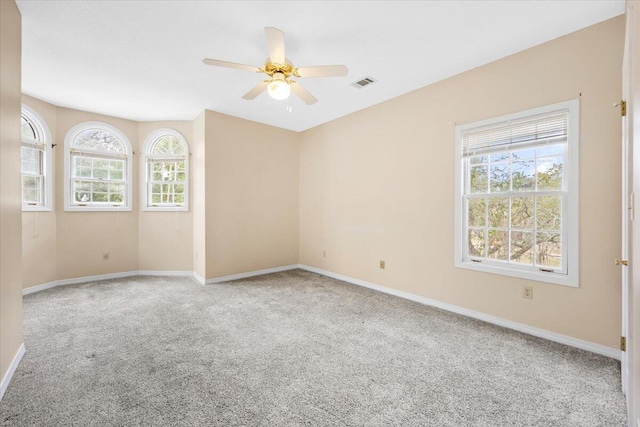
109;183;124;195
110;170;123;180
537;156;563;191
110;193;123;203
470;155;487;165
512;148;535;160
487;197;508;228
75;190;91;203
468;229;485;258
174;194;184;204
93;192;108;202
93;168;108;179
21;116;37;140
151;135;186;155
74;129;125;153
490;152;509;162
536;232;562;268
512;160;535;191
510;231;533;265
174;184;185;194
536;196;562;231
151;194;161;204
75;157;92;168
510;197;534;229
469;165;487;193
487;229;508;261
93;182;108;193
489;163;509;193
536;144;563;157
76;167;92;178
21;146;41;174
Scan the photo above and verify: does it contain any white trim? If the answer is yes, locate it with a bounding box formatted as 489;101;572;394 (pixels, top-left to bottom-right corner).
22;271;139;295
63;121;133;212
206;265;300;284
21;104;53;212
140;128;189;212
137;270;193;277
298;264;620;360
22;270;204;295
0;343;25;401
454;99;580;288
192;271;206;285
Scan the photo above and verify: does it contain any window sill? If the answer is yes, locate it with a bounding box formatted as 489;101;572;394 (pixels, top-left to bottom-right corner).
454;259;578;288
22;205;52;212
65;205;132;212
142;206;189;212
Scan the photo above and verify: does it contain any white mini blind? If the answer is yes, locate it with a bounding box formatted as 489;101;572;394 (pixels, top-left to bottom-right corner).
462;110;568;156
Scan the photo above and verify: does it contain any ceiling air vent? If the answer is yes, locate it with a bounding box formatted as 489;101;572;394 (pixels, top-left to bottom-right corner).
351;76;377;89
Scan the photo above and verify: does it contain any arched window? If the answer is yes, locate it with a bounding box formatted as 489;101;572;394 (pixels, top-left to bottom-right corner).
64;122;132;211
21;105;52;211
142;129;189;211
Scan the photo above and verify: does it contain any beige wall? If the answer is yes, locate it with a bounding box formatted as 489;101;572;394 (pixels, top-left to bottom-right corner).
54;108;139;279
299;17;625;348
137;121;193;272
21;95;57;288
1;0;24;385
18;104;300;284
205;111;299;278
192;111;206;279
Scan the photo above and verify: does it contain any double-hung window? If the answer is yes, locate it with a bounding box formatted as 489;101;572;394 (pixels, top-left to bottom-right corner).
142;129;189;211
64;122;132;211
454;99;579;287
21;105;52;211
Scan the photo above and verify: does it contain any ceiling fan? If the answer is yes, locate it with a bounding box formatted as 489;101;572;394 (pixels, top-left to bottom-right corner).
203;27;348;105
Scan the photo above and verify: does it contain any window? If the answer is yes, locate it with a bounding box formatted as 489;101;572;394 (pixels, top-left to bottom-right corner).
142;129;189;211
454;99;579;287
64;122;132;211
21;105;52;211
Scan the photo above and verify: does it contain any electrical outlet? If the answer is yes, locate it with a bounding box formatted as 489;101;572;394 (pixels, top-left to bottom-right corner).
380;260;385;269
522;286;533;299
102;252;110;261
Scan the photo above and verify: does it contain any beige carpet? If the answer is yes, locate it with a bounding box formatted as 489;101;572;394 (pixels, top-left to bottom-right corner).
0;270;627;426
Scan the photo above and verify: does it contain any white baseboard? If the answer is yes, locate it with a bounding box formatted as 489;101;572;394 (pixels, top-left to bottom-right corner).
0;343;25;401
192;271;206;285
21;265;299;294
206;264;300;284
137;270;193;277
298;264;621;361
23;271;139;295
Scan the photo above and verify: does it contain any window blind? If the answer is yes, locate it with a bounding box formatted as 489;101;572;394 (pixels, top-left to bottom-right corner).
462;109;568;156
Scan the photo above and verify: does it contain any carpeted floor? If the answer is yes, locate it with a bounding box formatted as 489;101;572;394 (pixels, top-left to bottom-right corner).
0;269;627;426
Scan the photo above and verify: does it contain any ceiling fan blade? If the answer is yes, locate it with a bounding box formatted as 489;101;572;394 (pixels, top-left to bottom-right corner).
202;58;259;73
290;82;318;105
296;65;348;78
264;27;285;64
242;80;269;100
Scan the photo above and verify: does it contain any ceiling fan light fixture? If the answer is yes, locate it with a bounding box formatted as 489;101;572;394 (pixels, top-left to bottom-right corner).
267;78;290;100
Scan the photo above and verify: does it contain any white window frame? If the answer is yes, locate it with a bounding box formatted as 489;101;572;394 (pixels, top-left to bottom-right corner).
454;99;579;287
64;122;133;212
21;104;53;212
141;128;189;212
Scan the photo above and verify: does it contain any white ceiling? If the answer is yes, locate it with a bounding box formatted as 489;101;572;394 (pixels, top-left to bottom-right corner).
17;1;625;132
